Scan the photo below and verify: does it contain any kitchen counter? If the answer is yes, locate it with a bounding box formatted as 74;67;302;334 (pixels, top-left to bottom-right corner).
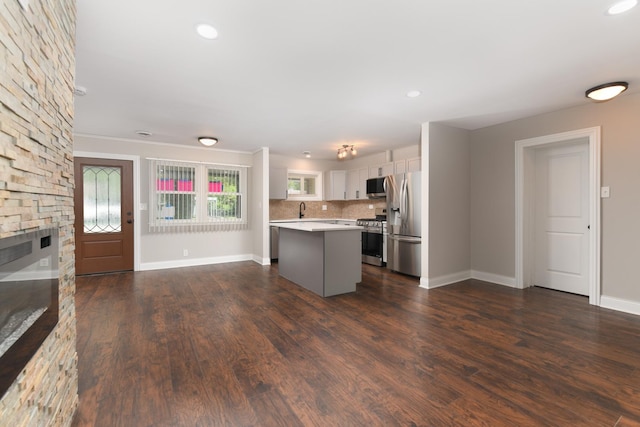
276;222;362;297
269;218;357;224
271;222;361;232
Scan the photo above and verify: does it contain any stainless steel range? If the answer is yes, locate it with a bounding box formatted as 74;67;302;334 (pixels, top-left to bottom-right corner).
356;209;387;266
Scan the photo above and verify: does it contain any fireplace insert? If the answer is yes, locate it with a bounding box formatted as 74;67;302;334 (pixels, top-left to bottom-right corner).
0;228;59;398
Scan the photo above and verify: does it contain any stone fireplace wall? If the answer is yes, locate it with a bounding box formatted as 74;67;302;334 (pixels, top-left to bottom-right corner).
0;0;78;425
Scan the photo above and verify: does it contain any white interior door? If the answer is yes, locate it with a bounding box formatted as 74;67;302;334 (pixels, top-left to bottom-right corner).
533;142;589;295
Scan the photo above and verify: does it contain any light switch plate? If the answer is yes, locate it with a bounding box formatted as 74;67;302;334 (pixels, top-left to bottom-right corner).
601;186;610;198
322;205;327;211
140;203;148;211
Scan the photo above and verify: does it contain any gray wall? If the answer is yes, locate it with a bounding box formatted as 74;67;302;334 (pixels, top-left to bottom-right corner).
427;123;471;281
469;91;640;302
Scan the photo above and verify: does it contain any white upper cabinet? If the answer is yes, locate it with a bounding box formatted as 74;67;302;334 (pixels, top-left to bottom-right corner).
394;157;421;174
269;167;288;199
369;162;393;178
325;170;347;200
347;167;368;200
407;157;421;172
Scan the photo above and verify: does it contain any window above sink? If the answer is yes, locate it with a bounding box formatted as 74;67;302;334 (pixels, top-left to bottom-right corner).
286;170;323;201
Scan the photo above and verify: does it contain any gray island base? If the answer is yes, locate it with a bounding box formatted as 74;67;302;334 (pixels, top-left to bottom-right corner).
277;223;362;297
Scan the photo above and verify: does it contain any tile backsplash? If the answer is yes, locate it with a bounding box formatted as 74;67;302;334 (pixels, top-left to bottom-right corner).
270;199;386;220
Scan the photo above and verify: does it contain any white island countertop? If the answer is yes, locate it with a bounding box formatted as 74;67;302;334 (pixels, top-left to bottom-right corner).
271;222;362;232
269;218;357;224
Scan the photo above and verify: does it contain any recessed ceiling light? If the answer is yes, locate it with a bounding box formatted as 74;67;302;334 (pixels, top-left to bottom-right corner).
198;136;218;146
607;0;638;15
406;90;421;98
585;81;628;101
136;130;152;137
196;24;218;40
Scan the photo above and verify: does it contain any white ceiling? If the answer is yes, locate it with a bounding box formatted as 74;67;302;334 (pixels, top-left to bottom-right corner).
74;0;640;160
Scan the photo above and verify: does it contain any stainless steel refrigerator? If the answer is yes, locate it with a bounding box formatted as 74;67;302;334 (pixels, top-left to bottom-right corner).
386;171;421;277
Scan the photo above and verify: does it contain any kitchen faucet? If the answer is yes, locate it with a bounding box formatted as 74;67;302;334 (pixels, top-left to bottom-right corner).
299;202;306;219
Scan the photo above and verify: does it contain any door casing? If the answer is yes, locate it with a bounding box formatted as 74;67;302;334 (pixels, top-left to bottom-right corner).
515;127;601;305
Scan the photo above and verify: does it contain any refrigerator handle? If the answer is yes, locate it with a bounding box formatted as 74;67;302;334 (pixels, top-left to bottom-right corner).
400;177;407;224
388;235;421;243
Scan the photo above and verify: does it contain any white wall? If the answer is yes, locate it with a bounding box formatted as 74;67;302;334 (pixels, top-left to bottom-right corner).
270;144;420;172
252;147;270;264
74;134;260;270
469;91;640;312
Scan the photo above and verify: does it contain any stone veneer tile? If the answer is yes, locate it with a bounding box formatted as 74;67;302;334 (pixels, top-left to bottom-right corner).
0;0;78;426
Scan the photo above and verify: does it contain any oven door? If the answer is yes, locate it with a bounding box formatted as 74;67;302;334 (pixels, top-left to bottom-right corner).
362;231;384;266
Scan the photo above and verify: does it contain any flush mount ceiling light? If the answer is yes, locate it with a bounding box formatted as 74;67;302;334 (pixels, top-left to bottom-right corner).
607;0;638;14
406;90;421;98
337;144;357;159
585;81;628;101
198;137;218;146
196;24;218;40
303;151;311;158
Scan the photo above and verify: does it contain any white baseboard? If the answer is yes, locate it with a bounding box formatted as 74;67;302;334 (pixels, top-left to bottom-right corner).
419;277;429;288
420;270;472;289
471;270;517;288
140;254;254;271
599;295;640;316
253;255;271;266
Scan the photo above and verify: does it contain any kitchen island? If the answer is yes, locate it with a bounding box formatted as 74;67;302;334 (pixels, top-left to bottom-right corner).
273;222;362;297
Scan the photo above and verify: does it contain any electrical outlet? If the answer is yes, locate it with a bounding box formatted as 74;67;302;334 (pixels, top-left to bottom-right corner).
368;204;374;209
39;258;49;267
322;205;327;211
183;249;188;257
601;186;610;198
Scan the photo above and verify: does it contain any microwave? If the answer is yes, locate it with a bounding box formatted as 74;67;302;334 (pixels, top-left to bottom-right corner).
366;177;386;199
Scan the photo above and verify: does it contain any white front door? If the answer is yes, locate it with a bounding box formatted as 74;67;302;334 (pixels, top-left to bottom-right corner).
533;142;590;295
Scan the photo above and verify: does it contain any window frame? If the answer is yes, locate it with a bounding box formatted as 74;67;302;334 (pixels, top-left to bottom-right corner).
149;159;248;231
286;169;323;201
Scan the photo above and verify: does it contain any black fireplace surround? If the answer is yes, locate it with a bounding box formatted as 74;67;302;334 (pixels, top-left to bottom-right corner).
0;228;59;398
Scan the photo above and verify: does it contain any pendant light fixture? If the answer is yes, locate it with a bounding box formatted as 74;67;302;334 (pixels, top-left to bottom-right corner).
585;82;628;101
198;137;218;146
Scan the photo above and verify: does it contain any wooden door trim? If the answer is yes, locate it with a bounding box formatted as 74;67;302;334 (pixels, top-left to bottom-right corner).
515;127;601;306
73;151;141;272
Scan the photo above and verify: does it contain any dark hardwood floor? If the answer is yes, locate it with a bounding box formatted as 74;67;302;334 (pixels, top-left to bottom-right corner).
71;262;640;426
